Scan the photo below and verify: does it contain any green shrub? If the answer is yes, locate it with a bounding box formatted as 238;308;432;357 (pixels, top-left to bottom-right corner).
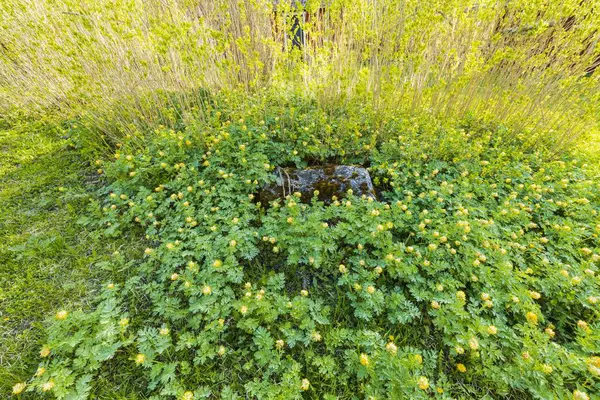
14;97;599;399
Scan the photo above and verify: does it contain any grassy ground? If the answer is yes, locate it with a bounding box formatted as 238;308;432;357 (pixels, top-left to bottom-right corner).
0;119;133;396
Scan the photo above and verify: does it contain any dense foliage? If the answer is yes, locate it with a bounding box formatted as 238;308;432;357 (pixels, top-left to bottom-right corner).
13;96;600;399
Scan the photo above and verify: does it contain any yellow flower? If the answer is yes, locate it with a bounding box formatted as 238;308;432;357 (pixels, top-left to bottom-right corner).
202;285;212;295
229;240;237;247
573;390;590;400
159;327;170;336
360;353;369;366
577;320;590;331
40;346;51;358
144;248;153;255
217;346;226;356
35;367;46;377
300;289;309;297
181;391;194;400
529;291;541;300
339;264;347;273
455;346;465;355
385;342;397;355
12;382;26;395
135;353;146;365
55;310;68;320
526;312;538;325
456;363;467;373
240;305;248;315
170;273;179;281
541;364;553;374
367;286;376;294
42;380;55;392
487;325;498;335
276;339;285;349
480;292;490;301
300;378;310;391
119;317;129;327
468;337;479;350
414;354;423;364
431;301;440;309
417;376;429;390
213;259;223;268
456;291;466;302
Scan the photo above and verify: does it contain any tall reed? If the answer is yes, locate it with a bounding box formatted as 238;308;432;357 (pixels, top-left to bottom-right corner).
1;0;598;149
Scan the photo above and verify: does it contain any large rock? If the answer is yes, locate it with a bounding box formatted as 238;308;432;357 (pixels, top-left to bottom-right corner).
258;165;376;204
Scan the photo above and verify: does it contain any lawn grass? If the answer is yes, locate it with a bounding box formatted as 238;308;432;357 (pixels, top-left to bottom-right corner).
0;119;139;396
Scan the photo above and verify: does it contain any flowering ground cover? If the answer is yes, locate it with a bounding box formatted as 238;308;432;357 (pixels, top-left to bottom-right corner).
6;95;599;399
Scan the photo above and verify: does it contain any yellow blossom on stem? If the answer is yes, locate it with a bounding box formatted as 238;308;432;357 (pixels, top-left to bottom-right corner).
55;310;68;320
385;342;397;355
42;380;55;392
573;390;589;400
40;346;50;358
526;312;538;325
417;376;429;390
300;379;310;391
468;337;479;350
12;382;26;395
360;353;369;366
542;364;553;374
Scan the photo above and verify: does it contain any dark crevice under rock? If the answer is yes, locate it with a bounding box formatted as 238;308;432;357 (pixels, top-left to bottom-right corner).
257;165;376;205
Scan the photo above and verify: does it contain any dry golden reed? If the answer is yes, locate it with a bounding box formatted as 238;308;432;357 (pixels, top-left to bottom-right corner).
1;0;599;148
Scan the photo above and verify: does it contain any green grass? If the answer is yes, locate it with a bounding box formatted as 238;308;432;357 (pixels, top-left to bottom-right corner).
0;119;137;396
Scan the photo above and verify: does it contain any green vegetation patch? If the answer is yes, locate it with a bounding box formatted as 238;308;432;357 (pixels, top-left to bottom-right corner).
9;97;600;399
0;118;141;397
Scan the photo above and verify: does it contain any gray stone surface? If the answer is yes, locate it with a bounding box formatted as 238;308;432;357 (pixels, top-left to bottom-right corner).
258;165;376;204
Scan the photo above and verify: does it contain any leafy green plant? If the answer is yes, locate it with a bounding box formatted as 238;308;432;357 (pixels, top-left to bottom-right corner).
13;97;599;399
